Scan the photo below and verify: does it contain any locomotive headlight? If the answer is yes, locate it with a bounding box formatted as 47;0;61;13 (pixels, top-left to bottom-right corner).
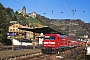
51;42;55;44
44;42;48;44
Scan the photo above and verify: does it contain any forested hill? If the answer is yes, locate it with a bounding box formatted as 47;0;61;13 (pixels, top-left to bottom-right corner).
36;14;90;38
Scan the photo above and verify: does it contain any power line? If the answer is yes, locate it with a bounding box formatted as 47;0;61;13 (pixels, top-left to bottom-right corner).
34;0;50;13
13;0;33;12
34;0;56;18
66;0;72;10
69;0;90;17
66;0;75;19
70;0;77;19
69;0;73;9
13;0;23;6
59;0;70;19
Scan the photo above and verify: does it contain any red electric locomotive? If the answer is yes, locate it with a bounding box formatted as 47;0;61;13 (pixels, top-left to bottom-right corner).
41;34;70;53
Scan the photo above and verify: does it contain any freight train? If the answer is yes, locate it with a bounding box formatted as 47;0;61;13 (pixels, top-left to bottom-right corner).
41;34;85;54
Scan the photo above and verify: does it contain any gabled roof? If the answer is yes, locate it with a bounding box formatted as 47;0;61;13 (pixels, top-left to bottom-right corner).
18;26;63;34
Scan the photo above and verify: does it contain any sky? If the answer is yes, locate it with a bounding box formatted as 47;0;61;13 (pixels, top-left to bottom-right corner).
0;0;90;23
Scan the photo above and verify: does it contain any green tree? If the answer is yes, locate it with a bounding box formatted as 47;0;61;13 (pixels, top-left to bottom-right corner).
0;3;14;45
15;11;18;14
13;15;17;21
0;3;7;43
18;16;28;25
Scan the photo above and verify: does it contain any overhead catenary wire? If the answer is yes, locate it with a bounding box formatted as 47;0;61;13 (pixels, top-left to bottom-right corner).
13;0;33;12
69;0;90;19
34;0;50;13
69;0;73;10
66;0;76;19
69;0;76;19
66;0;72;12
13;0;23;6
59;0;70;19
34;0;57;18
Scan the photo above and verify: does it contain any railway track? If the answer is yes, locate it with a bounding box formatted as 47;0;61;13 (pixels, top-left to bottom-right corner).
18;53;58;60
0;46;86;60
18;46;86;60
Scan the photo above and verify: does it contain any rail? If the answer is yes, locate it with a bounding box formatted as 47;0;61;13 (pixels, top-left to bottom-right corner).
0;49;41;60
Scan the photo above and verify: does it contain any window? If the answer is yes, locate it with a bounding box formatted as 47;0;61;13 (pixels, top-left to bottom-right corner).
16;25;18;28
13;29;15;31
44;36;55;40
16;29;18;31
61;35;66;38
13;25;15;28
10;29;12;31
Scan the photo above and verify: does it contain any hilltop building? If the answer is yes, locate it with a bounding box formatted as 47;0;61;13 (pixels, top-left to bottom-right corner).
29;11;36;19
17;6;36;18
17;6;26;16
22;6;26;16
17;9;21;14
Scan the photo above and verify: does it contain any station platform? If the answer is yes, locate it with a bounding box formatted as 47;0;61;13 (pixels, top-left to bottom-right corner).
0;49;41;59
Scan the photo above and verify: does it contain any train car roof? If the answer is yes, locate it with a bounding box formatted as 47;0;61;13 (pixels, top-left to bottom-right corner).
18;26;63;34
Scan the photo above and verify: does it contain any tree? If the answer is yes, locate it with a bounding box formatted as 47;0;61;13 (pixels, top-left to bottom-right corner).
18;16;28;25
13;15;17;21
15;11;18;14
0;3;7;43
0;3;14;45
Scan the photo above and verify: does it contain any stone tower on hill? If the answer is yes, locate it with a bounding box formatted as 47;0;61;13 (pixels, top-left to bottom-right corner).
22;6;26;16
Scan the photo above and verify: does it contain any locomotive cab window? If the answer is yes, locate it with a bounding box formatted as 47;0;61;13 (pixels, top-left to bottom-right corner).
61;35;66;38
44;36;55;40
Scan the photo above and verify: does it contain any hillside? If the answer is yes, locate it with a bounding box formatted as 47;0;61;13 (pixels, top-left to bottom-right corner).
10;9;90;39
36;14;90;39
14;13;43;27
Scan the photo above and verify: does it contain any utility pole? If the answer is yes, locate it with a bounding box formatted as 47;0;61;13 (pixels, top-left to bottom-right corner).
72;9;76;19
28;23;31;40
33;32;35;49
31;25;36;49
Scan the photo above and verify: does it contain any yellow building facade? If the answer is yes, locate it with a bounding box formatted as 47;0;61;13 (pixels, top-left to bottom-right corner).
8;23;33;39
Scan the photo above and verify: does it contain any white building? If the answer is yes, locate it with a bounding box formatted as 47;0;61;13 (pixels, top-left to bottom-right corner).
18;9;21;14
13;38;32;46
29;11;36;19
